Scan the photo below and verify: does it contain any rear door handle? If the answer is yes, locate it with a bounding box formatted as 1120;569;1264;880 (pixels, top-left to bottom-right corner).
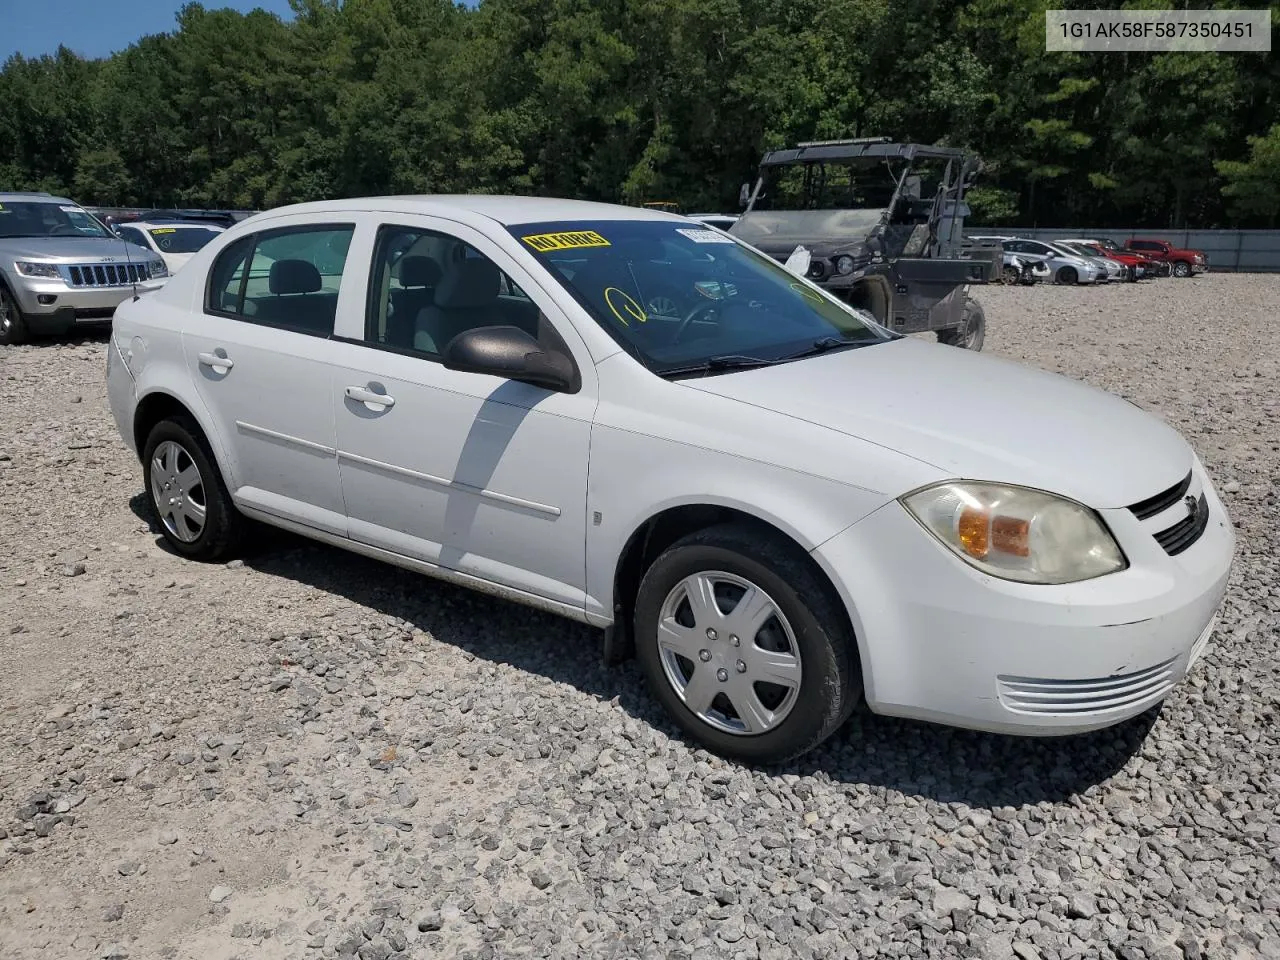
198;351;234;372
345;385;395;409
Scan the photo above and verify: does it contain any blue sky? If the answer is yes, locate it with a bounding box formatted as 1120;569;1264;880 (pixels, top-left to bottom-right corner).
4;0;299;61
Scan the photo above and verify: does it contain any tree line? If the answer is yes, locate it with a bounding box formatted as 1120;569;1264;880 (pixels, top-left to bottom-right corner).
2;0;1278;228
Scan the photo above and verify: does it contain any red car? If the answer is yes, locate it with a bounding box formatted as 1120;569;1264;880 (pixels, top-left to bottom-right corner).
1125;238;1207;278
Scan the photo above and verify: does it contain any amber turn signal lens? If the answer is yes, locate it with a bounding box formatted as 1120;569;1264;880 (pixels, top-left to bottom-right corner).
957;507;989;559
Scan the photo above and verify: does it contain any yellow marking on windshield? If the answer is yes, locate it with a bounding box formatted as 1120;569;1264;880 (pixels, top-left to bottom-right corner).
789;282;825;306
521;230;611;253
604;286;648;326
150;227;177;234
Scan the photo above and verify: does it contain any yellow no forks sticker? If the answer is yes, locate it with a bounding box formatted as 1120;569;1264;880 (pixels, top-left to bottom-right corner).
521;230;611;253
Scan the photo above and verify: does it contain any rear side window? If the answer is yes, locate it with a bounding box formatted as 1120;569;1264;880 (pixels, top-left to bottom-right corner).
204;224;355;337
116;225;149;249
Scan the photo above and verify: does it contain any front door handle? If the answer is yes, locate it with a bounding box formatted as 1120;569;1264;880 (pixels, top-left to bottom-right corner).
198;351;234;372
345;385;396;409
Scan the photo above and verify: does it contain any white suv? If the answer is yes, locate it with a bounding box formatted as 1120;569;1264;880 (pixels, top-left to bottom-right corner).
105;196;1233;764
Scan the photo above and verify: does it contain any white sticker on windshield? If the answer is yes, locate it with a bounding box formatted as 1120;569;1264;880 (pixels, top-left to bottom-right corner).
59;205;83;213
676;227;734;244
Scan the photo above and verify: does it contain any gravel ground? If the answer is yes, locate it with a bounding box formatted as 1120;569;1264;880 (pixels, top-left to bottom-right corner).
1;273;1277;960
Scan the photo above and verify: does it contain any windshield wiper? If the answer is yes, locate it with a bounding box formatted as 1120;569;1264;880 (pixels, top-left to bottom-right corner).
658;354;781;379
777;335;871;361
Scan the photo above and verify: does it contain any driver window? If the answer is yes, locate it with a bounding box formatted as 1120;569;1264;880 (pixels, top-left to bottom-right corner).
365;224;557;360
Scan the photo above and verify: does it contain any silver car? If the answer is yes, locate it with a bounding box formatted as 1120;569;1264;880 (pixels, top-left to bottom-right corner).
0;191;168;345
983;237;1105;286
1055;240;1125;282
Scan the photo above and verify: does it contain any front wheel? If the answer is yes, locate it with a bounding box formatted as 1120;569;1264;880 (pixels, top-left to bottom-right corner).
1172;261;1191;278
1056;266;1079;285
633;522;860;765
936;297;985;351
0;283;29;346
142;416;246;561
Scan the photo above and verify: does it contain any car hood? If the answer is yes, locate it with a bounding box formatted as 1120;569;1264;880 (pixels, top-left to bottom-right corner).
680;338;1192;508
160;252;194;271
0;236;154;262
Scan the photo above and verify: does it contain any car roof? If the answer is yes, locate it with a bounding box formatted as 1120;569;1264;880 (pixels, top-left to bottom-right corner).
0;191;75;205
248;195;689;227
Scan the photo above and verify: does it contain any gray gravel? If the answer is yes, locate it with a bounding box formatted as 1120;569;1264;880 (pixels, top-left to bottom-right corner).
1;273;1278;959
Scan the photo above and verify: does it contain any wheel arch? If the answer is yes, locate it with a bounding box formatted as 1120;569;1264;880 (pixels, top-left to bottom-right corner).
840;275;893;324
131;387;238;492
603;501;862;674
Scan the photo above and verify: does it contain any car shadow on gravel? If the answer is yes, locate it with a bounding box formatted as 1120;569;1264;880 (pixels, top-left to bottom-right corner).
129;493;1156;809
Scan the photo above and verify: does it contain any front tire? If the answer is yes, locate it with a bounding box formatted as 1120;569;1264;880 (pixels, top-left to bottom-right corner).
0;283;29;346
1056;266;1078;285
142;416;245;561
633;522;860;765
1172;261;1191;278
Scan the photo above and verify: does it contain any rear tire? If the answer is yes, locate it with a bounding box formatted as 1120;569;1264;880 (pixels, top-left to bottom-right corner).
0;283;29;346
633;522;860;765
936;297;985;351
142;415;246;561
1056;266;1078;285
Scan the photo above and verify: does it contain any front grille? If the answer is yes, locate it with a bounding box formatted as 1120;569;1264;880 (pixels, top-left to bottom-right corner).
1127;470;1192;520
997;658;1178;715
1154;493;1209;556
66;262;151;287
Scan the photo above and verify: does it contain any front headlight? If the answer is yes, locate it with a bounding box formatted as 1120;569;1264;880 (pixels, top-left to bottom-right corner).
149;259;168;278
14;260;63;279
900;481;1126;584
835;255;855;276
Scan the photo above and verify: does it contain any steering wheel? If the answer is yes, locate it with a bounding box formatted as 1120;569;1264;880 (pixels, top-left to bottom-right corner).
671;300;721;344
49;224;80;237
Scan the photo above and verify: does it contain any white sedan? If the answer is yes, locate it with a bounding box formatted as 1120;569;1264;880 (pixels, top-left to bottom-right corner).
112;220;226;274
104;196;1234;764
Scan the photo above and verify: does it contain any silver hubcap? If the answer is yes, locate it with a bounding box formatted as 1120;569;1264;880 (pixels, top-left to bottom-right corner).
657;571;802;736
150;440;207;543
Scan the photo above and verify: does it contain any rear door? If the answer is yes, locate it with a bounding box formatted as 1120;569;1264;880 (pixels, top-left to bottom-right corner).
181;219;362;536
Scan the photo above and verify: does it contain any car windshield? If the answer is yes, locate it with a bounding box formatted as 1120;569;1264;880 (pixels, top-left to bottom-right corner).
510;219;891;377
0;200;111;239
147;225;222;253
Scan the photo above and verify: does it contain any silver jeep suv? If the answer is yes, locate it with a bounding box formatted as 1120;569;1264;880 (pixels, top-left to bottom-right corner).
0;192;169;345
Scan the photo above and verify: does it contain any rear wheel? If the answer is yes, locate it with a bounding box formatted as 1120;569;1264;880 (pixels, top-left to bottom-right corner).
936;297;985;351
633;522;860;765
142;416;246;561
1056;266;1078;285
0;283;29;346
1172;261;1191;278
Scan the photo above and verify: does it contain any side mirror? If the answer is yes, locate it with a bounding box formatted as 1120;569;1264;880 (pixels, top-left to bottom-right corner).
738;182;752;208
442;325;578;393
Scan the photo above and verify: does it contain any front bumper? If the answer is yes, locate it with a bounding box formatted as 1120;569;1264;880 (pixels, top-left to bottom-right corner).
10;276;167;333
1191;261;1208;274
813;458;1235;736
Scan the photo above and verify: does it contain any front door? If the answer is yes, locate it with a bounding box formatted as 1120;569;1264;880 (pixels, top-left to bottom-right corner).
182;221;359;535
330;218;596;611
